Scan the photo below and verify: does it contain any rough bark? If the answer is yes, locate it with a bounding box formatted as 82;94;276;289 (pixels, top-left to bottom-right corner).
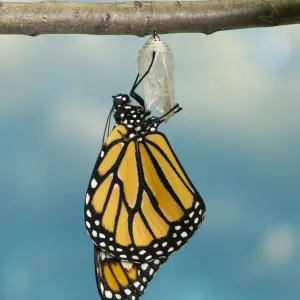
0;1;300;36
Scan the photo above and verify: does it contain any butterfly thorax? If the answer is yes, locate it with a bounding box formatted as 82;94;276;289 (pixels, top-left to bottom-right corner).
112;94;161;138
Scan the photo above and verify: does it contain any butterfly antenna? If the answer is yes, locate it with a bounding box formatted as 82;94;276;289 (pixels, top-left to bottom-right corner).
106;107;113;139
101;106;114;147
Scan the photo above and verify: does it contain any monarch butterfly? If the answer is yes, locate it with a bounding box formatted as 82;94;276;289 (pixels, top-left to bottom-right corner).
85;46;206;300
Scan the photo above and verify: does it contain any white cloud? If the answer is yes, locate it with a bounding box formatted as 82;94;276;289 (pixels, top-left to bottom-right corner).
203;190;248;233
239;224;298;280
4;263;35;299
254;25;300;72
47;93;108;153
260;225;297;265
0;36;36;115
164;29;300;151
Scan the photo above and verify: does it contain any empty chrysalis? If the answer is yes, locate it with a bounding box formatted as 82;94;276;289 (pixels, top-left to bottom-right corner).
138;31;175;121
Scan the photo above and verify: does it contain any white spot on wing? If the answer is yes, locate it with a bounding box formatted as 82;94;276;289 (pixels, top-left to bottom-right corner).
99;233;105;238
92;230;97;237
86;210;91;218
181;232;188;238
141;263;148;270
121;261;133;270
91;178;97;188
100;151;104;158
125;289;131;295
85;194;90;205
105;290;113;298
85;221;91;228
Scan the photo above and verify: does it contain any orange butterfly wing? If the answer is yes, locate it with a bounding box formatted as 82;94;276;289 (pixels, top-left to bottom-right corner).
85;125;205;263
94;246;166;300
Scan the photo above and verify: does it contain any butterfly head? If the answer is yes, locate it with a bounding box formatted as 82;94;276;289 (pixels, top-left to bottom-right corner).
112;94;130;106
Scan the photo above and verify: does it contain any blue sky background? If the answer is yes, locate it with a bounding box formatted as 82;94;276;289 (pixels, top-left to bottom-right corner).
1;3;300;300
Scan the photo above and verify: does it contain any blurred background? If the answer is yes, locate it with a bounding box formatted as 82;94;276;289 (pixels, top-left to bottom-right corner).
1;1;300;300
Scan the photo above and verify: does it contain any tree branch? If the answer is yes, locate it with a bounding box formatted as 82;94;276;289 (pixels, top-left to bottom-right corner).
0;1;300;36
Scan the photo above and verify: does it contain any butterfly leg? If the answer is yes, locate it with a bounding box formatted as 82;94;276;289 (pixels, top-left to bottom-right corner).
159;103;182;120
130;51;156;107
145;104;182;128
117;130;128;142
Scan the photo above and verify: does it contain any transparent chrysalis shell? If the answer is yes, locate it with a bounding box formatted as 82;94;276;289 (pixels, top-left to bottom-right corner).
138;33;175;122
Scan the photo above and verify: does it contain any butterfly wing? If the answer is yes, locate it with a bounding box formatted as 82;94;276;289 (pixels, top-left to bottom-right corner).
136;132;206;257
94;246;166;300
85;125;205;263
